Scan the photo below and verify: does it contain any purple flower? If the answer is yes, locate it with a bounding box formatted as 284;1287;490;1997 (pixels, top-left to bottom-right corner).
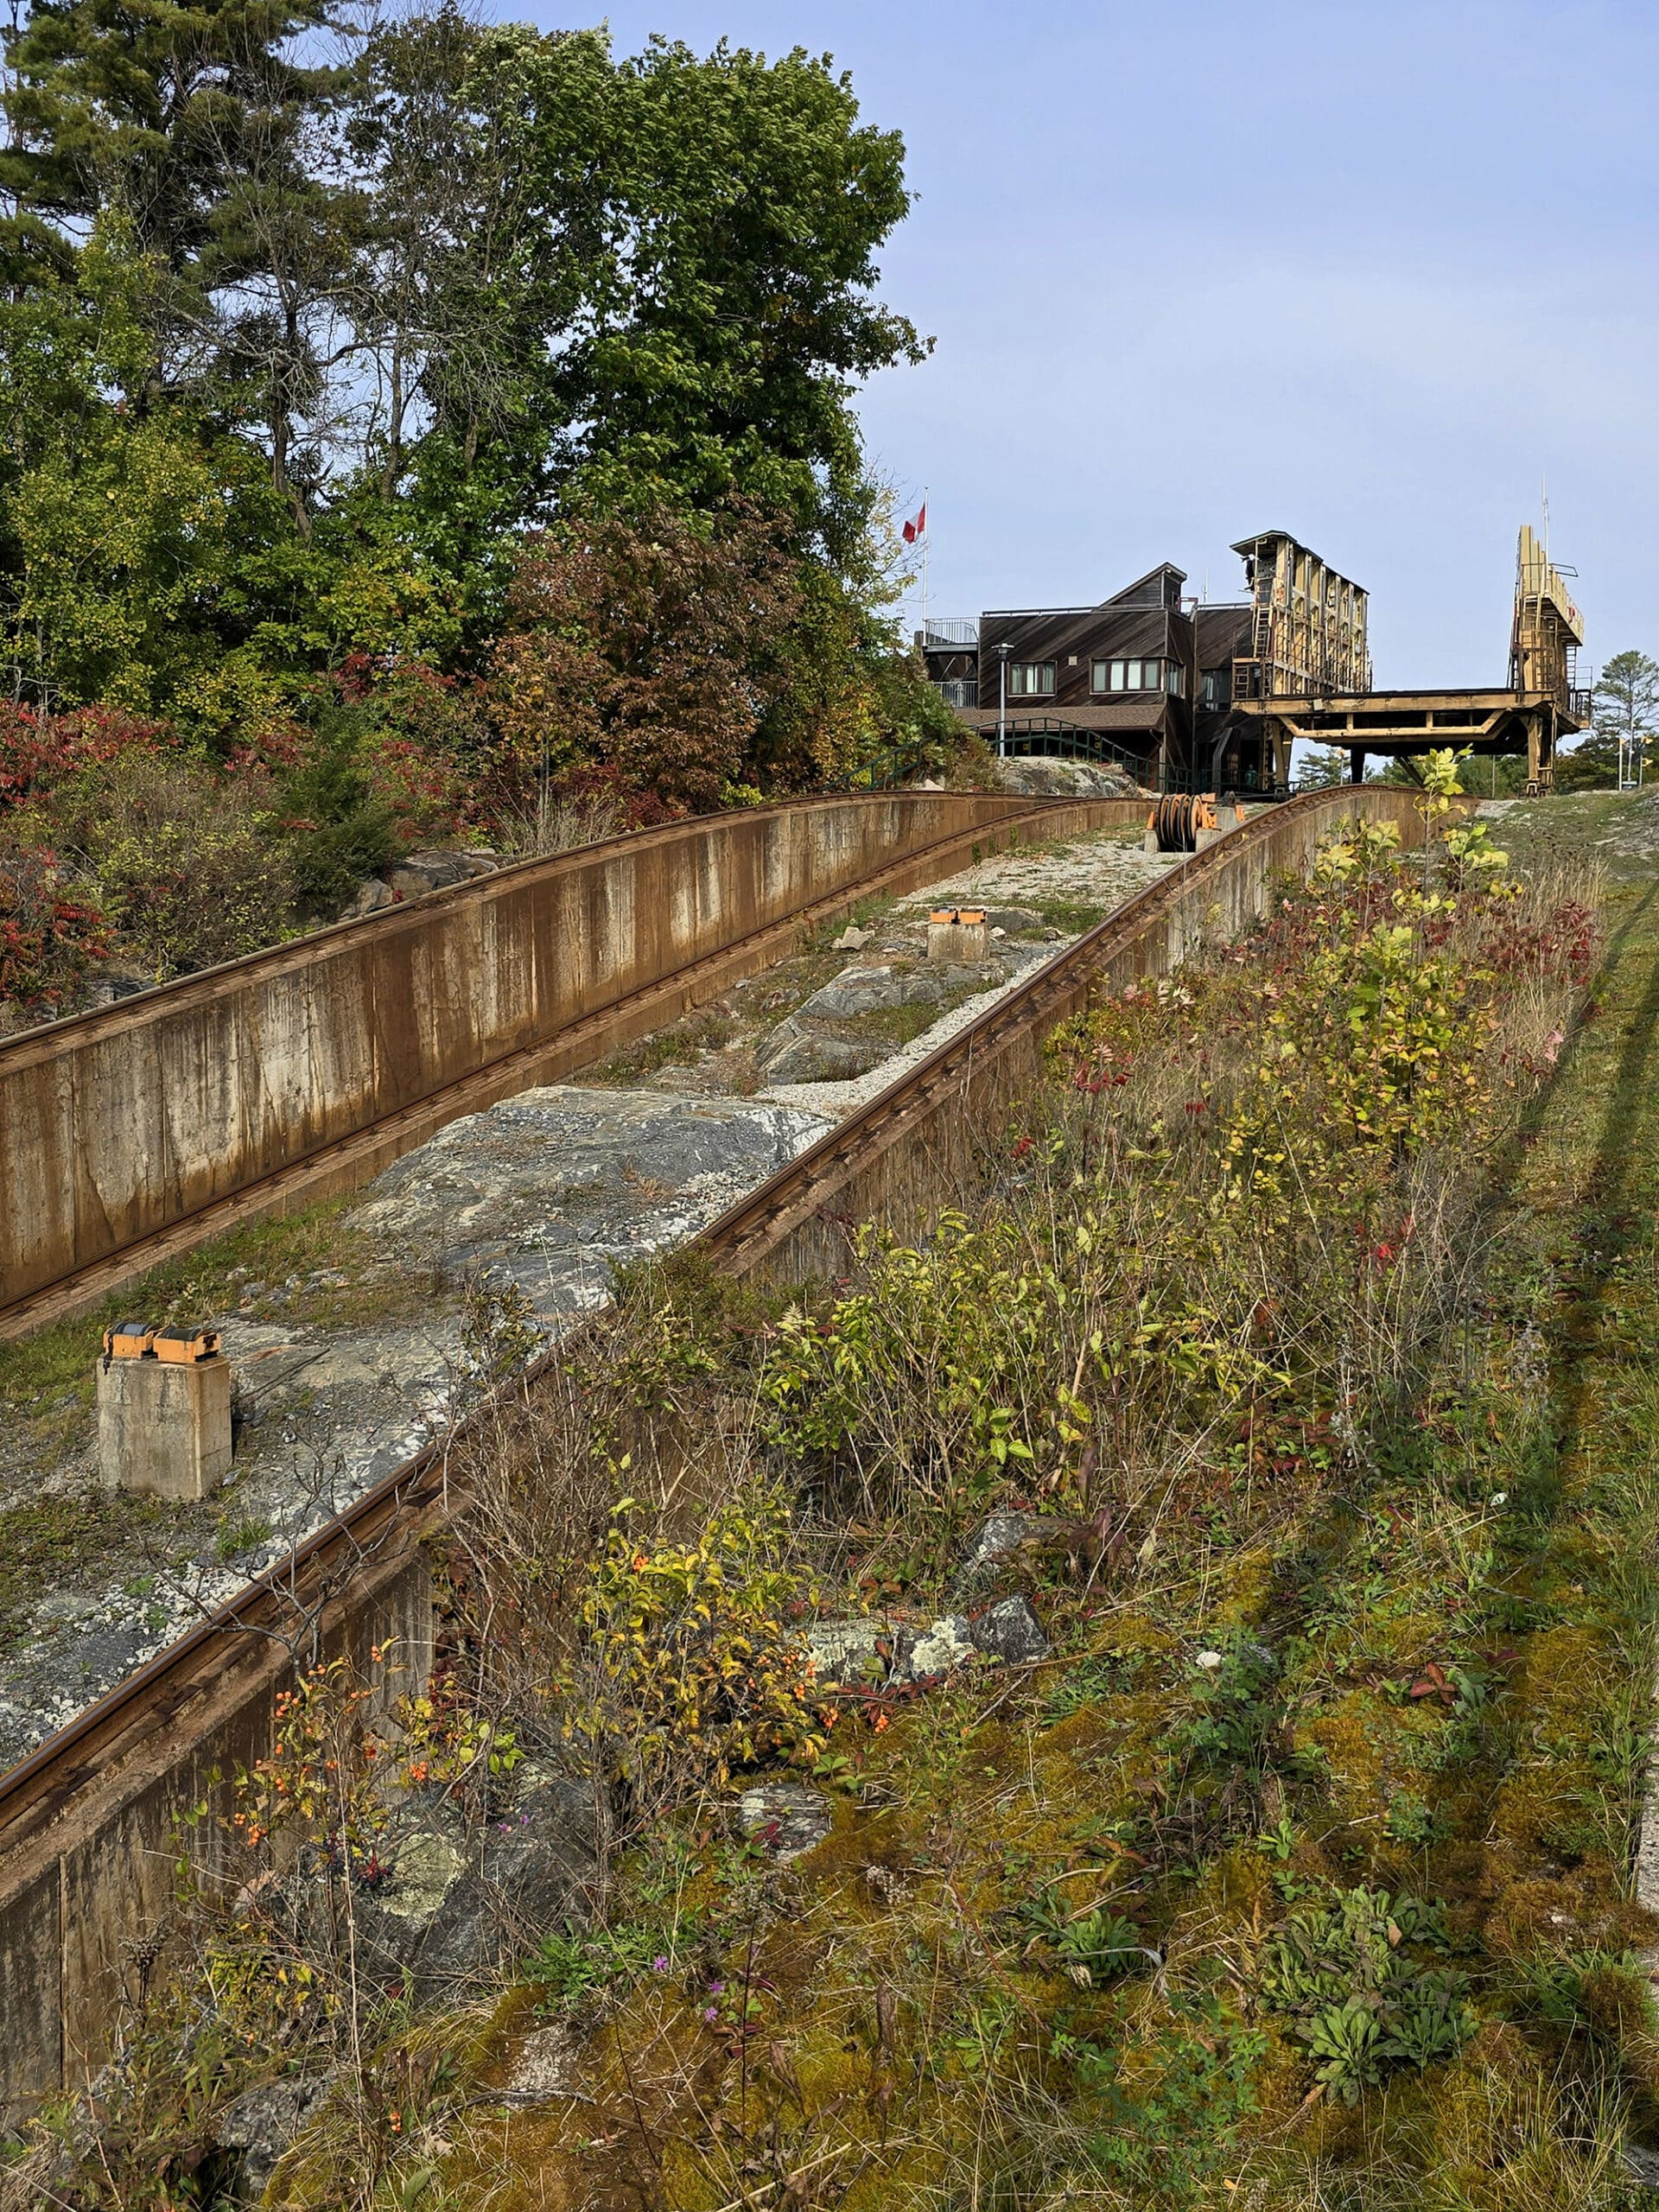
652;1955;670;1974
703;2006;719;2024
707;1980;725;1996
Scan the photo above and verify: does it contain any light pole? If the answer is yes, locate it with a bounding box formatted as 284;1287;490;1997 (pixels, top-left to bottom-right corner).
996;642;1010;760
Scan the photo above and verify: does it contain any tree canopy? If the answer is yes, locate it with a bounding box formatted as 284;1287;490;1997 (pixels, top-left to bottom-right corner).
0;6;932;786
1556;648;1659;791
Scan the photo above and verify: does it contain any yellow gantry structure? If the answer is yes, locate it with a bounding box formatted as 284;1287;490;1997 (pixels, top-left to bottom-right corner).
1232;523;1587;792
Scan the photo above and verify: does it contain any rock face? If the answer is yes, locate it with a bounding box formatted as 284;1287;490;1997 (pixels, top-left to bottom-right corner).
904;1616;977;1678
810;1596;1052;1687
213;2073;335;2202
995;758;1144;799
319;1773;599;2007
950;1511;1071;1605
351;1085;832;1319
385;849;499;897
754;959;1001;1085
969;1595;1052;1667
340;850;499;920
804;1618;889;1685
738;1782;833;1863
793;963;975;1023
756;1020;890;1085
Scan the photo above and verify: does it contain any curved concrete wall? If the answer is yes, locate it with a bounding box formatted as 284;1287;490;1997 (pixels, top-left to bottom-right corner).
0;792;1134;1323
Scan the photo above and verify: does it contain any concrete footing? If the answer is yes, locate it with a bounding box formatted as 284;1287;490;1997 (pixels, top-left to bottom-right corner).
97;1354;232;1501
928;918;989;962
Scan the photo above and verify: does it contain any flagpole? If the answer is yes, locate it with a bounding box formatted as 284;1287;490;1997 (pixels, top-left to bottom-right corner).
919;486;929;644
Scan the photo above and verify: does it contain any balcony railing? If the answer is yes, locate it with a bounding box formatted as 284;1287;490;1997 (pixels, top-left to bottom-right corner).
922;618;979;648
932;677;977;709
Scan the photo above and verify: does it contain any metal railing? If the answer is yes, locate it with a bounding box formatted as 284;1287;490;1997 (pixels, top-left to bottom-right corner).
994;719;1151;779
922;617;979;647
931;677;977;709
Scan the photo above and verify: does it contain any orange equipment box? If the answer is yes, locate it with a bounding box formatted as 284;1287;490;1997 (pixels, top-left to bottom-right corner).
104;1320;155;1360
150;1325;223;1364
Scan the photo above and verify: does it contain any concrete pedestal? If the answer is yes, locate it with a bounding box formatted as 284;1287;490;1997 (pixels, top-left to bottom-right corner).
97;1355;232;1501
928;919;989;963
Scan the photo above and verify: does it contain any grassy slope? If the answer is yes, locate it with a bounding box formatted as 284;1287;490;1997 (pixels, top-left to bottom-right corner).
19;799;1659;2211
267;798;1659;2211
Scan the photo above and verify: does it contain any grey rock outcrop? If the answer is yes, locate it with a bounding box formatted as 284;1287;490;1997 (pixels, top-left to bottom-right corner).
738;1782;833;1863
950;1511;1071;1605
341;877;396;918
343;1774;597;2005
756;958;1002;1085
804;1617;888;1685
213;2073;335;2202
385;849;499;898
969;1594;1051;1666
995;759;1143;799
270;1773;598;2012
350;1085;831;1319
904;1615;977;1678
756;1020;890;1085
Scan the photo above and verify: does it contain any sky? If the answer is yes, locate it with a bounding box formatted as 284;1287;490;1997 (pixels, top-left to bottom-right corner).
518;0;1656;692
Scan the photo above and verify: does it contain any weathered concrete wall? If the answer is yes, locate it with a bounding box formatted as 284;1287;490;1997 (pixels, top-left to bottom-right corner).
0;1532;434;2121
0;792;1137;1326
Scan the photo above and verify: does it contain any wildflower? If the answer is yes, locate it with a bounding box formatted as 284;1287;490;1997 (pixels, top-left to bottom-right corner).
652;1955;670;1974
703;2006;719;2024
632;1553;649;1572
708;1980;725;1996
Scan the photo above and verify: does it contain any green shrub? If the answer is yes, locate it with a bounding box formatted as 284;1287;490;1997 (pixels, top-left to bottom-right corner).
278;733;400;913
76;753;298;977
1261;1885;1476;2101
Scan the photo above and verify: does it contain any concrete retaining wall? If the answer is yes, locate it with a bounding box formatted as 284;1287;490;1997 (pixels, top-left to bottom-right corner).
0;1536;434;2120
0;792;1139;1328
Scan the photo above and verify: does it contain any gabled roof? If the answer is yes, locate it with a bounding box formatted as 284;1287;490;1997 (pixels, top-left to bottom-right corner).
1104;563;1187;610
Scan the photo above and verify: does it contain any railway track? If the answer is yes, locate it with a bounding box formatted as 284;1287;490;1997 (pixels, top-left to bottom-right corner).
1;789;1115;1343
0;783;1421;2113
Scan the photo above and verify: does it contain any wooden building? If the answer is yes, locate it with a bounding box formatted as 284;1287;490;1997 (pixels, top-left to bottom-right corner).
919;561;1283;792
922;524;1580;794
920;533;1369;793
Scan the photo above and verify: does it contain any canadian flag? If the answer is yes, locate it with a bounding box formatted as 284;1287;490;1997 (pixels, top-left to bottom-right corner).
902;502;926;545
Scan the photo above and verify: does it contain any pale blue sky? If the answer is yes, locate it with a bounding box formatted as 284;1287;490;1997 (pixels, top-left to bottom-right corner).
524;1;1656;690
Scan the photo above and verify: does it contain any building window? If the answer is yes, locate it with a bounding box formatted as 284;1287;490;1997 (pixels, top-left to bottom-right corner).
1091;658;1163;694
1166;663;1184;696
1199;668;1232;709
1007;662;1054;697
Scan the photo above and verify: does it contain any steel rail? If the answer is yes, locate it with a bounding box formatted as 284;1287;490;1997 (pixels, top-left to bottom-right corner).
0;789;1339;1847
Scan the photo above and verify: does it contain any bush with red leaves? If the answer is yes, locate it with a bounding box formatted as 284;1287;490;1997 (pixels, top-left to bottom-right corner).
0;703;174;816
0;844;109;1015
